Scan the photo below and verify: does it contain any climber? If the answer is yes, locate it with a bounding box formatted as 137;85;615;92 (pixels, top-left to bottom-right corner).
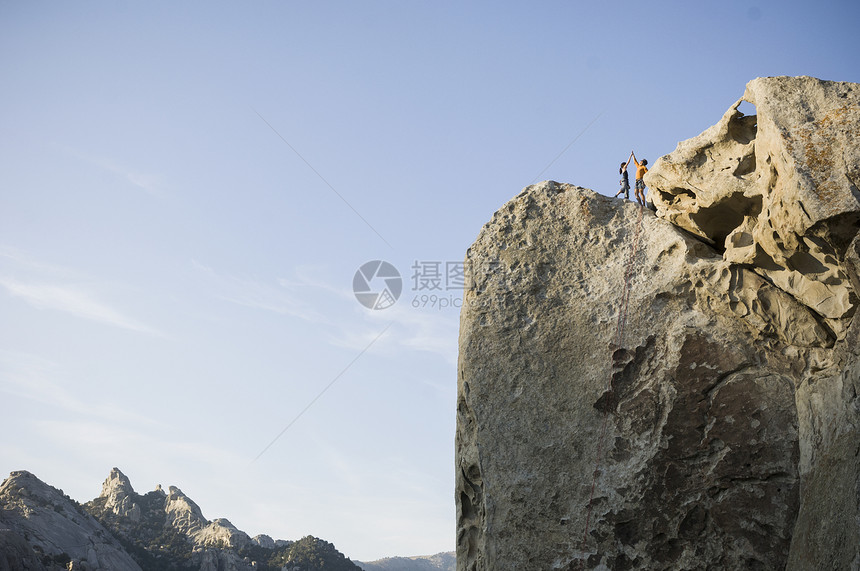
614;152;634;199
631;151;648;206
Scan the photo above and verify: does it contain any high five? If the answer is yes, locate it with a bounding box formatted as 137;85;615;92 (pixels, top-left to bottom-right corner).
631;151;648;206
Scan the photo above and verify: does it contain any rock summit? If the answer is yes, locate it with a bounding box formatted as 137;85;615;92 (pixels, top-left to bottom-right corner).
455;76;860;570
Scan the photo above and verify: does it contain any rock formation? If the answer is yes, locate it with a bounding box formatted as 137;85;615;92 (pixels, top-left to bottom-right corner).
647;76;860;336
0;468;362;571
252;534;277;549
455;77;860;570
89;467;253;556
87;468;265;569
0;470;141;570
99;468;141;523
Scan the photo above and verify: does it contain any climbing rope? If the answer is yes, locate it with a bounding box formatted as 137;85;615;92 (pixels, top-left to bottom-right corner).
578;203;645;567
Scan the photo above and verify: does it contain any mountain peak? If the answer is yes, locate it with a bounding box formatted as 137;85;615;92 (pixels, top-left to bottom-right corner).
97;467;141;522
0;470;142;570
1;468;367;570
1;470;66;505
164;484;209;535
100;467;135;499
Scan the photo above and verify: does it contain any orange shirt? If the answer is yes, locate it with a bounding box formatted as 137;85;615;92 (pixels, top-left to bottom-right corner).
633;158;648;180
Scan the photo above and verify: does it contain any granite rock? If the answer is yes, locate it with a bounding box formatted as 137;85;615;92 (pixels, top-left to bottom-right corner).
456;77;859;570
646;76;860;329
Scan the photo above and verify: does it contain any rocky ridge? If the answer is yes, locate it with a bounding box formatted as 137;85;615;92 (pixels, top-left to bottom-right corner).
356;551;455;571
92;468;253;554
0;470;141;571
0;468;360;571
455;76;860;570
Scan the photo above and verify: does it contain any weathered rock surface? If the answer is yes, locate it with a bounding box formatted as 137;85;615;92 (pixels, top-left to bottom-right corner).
456;77;859;570
647;76;860;331
0;471;141;570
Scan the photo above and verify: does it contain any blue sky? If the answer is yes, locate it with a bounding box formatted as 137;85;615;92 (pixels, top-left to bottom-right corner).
1;0;859;561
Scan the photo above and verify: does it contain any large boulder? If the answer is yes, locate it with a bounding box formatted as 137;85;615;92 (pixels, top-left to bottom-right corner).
456;77;860;570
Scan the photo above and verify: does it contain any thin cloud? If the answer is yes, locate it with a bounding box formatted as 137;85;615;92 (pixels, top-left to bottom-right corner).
0;246;79;277
0;277;164;337
192;260;458;363
0;351;159;427
330;304;459;365
63;146;167;196
277;264;354;301
125;172;166;195
193;260;331;325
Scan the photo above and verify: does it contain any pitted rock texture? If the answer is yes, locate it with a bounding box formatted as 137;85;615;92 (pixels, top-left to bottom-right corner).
646;76;860;330
456;175;859;569
456;77;860;571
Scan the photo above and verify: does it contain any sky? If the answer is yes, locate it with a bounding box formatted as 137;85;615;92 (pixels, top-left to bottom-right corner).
1;0;859;562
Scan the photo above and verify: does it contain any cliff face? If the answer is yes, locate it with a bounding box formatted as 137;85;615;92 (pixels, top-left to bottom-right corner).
455;77;860;570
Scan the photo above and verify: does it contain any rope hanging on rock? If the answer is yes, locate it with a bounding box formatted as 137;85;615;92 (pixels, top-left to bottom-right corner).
579;203;645;566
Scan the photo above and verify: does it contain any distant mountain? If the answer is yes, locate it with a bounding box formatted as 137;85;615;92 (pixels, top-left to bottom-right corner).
0;470;141;570
0;468;361;571
356;552;455;571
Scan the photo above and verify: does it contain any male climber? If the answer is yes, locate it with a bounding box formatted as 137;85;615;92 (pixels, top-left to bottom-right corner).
631;151;648;206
